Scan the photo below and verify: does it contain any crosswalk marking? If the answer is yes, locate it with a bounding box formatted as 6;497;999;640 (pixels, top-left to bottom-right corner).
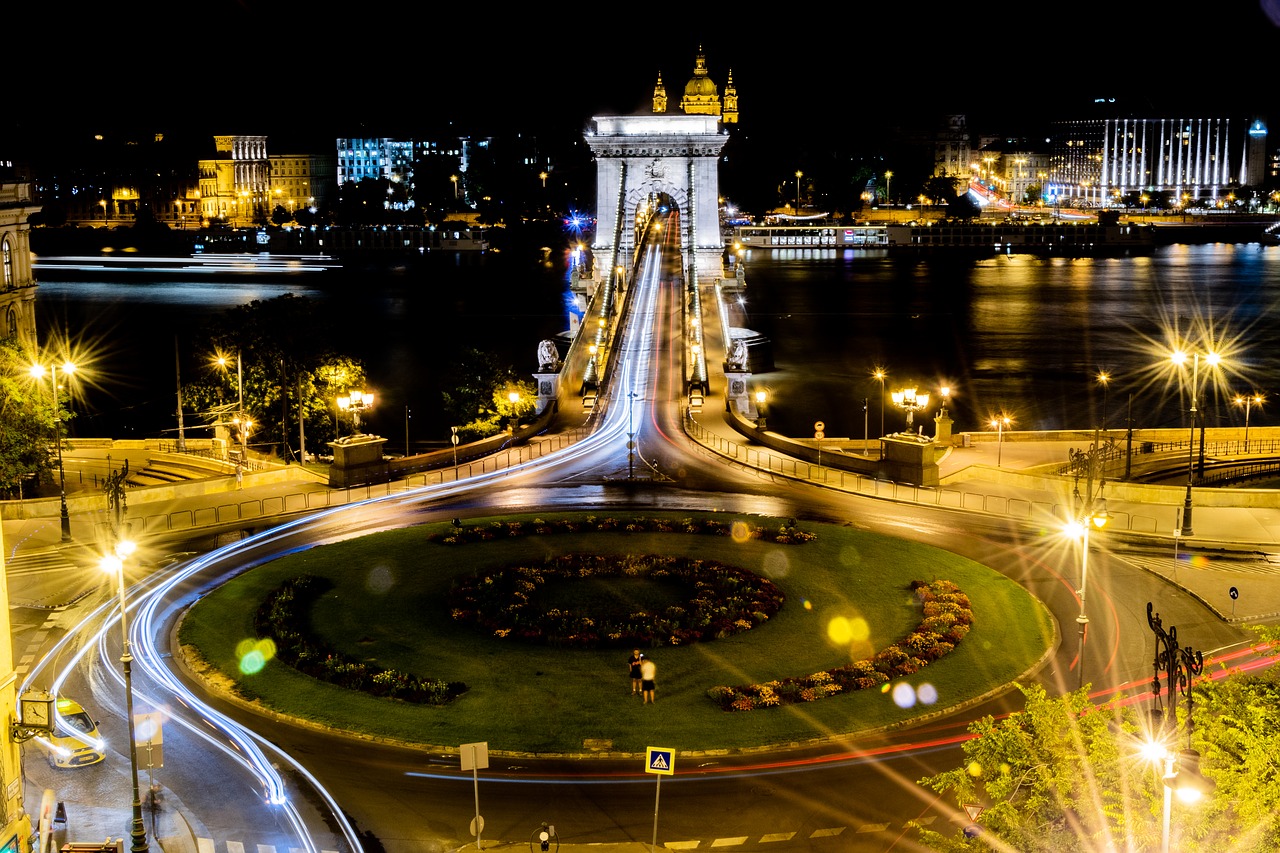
197;841;216;853
226;843;245;853
809;827;845;837
710;838;747;847
855;823;890;833
760;832;795;842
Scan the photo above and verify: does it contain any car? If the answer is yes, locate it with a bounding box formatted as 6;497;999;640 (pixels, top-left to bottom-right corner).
39;697;105;768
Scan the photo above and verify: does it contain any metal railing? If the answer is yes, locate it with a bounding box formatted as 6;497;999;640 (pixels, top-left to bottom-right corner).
683;414;1158;535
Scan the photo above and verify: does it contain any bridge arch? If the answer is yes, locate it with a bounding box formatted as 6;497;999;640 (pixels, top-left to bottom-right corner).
585;115;727;283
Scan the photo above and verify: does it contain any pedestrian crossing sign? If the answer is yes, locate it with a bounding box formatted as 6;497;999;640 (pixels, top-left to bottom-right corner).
645;746;675;775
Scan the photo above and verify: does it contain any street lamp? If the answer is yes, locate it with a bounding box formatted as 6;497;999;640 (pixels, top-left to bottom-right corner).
451;175;459;199
1145;602;1213;853
754;389;768;431
337;390;374;435
884;171;893;205
891;387;929;432
30;360;76;541
989;414;1012;467
539;171;548;189
872;366;887;439
794;170;802;215
1096;370;1110;431
1234;392;1264;452
1066;431;1110;690
1169;347;1222;536
101;538;150;853
507;391;521;433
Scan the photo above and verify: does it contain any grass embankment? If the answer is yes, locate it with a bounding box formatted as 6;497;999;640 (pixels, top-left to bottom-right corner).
178;512;1054;755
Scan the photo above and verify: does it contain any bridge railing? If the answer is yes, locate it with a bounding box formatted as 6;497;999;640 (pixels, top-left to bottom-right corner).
683;413;1157;535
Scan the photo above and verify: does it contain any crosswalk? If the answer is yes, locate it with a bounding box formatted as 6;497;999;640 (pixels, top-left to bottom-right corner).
195;841;339;853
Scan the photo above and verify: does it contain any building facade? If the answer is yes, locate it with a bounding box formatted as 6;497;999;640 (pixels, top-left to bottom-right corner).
0;181;40;351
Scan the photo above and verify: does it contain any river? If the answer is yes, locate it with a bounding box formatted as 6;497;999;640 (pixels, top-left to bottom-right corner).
32;241;1280;448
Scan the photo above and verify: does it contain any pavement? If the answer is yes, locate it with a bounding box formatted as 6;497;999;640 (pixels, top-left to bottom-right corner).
9;410;1280;852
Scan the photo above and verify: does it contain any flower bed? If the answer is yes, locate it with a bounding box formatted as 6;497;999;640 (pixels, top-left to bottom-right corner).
706;579;973;711
429;515;817;545
254;574;467;705
447;553;786;648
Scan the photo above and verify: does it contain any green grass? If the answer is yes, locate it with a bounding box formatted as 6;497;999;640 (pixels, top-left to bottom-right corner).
178;511;1054;755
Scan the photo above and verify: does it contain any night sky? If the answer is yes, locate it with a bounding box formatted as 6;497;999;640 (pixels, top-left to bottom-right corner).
5;2;1280;162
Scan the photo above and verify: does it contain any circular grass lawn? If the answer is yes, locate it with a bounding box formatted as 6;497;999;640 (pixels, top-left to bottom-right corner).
177;512;1055;755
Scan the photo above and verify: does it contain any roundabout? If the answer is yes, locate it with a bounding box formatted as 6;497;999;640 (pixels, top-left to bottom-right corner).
177;511;1056;757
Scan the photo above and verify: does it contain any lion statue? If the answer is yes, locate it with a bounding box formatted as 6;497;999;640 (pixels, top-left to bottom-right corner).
537;340;561;371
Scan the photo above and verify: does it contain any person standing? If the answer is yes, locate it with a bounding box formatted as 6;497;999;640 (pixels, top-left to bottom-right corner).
627;650;644;696
640;655;657;704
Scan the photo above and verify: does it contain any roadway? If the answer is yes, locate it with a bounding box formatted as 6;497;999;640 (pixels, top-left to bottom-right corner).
7;214;1280;853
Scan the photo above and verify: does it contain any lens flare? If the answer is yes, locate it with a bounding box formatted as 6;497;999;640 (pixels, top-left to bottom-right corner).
761;550;790;579
892;682;916;708
730;521;751;542
236;637;277;675
366;564;396;594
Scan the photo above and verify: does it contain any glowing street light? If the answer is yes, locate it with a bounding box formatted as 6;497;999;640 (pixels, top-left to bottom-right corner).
988;414;1012;467
884;170;893;205
891;387;930;432
1168;347;1222;536
872;366;887;439
101;539;150;853
754;388;768;431
1065;431;1109;690
1096;370;1111;431
30;360;76;541
1234;392;1264;452
337;390;374;435
451;175;459;199
507;391;521;433
794;170;803;215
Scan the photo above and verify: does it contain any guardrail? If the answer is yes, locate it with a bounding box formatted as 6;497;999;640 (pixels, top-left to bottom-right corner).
117;427;591;541
683;413;1159;535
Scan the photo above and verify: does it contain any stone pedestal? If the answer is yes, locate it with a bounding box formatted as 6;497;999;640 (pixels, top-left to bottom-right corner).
934;409;954;445
880;434;942;487
533;372;560;415
328;434;389;488
724;370;754;416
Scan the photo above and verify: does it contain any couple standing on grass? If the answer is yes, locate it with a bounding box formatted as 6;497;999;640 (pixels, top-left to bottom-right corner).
627;649;656;703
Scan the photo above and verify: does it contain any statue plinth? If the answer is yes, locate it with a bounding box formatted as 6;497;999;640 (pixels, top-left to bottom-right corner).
724;370;753;416
328;434;389;488
880;434;942;487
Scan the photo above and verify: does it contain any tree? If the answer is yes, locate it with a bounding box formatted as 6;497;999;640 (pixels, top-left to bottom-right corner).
0;336;60;498
179;295;367;460
439;348;535;440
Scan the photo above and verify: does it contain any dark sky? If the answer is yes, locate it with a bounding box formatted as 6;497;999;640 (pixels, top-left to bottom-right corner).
6;2;1280;156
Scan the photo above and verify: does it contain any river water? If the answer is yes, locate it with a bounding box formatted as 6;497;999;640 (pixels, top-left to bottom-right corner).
33;241;1280;447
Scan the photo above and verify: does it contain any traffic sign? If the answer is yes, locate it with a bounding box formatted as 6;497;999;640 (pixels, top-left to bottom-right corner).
814;421;825;431
451;434;459;446
814;430;825;440
963;803;984;822
1230;586;1239;600
645;746;675;775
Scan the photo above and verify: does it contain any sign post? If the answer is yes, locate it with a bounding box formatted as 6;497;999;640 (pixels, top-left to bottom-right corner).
645;747;674;851
451;426;459;469
460;741;489;850
814;421;825;468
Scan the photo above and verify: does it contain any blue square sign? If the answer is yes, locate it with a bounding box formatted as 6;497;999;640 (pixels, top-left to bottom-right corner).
645;746;675;775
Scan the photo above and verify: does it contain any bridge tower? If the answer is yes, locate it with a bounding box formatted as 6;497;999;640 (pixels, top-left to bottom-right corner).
585;113;728;282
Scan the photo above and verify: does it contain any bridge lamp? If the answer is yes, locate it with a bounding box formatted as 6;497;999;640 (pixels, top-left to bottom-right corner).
891;387;929;432
988;414;1012;467
1234;392;1264;452
1168;347;1223;537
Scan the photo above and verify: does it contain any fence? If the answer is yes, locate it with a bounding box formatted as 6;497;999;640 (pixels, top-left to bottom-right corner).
683;414;1159;535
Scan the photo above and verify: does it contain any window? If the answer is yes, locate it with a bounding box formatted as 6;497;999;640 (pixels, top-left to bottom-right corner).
2;238;10;287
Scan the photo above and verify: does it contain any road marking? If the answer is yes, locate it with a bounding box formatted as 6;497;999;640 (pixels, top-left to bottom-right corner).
226;843;245;853
710;838;748;847
856;823;890;833
759;832;795;842
809;827;846;837
197;840;215;853
664;842;701;849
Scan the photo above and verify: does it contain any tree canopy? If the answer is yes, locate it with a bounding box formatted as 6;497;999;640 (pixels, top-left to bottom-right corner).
0;336;61;498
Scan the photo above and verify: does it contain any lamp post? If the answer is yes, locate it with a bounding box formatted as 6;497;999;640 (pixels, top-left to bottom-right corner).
451;175;459;199
872;367;887;439
539;171;548;189
862;397;869;457
1096;370;1110;431
989;415;1012;467
101;539;149;853
1169;348;1221;537
794;170;802;216
627;391;637;479
30;361;76;541
891;387;930;433
1145;601;1213;853
1234;392;1263;452
754;389;768;431
336;390;374;436
884;171;893;205
507;391;521;433
1066;430;1110;690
